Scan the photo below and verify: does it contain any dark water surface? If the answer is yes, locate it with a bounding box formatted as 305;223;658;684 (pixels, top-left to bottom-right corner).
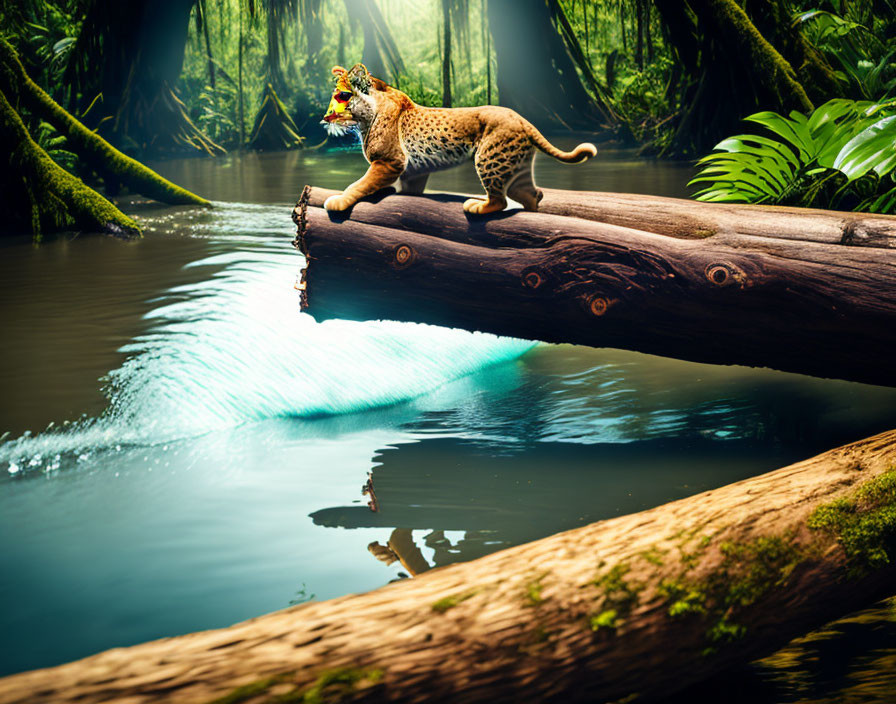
1;148;894;701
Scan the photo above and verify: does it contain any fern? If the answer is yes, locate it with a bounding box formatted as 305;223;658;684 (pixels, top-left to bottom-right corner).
690;99;896;213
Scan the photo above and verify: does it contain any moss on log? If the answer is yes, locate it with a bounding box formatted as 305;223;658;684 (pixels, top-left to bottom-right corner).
0;39;210;208
0;431;894;703
0;87;139;239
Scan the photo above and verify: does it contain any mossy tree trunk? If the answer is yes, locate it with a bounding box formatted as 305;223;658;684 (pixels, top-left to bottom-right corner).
0;39;210;208
0;88;138;239
653;0;814;155
1;430;895;703
744;0;842;104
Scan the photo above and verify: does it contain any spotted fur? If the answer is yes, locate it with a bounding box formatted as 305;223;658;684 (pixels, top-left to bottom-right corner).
322;64;597;214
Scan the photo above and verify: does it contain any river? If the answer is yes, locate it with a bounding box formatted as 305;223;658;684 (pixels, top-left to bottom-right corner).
0;146;894;701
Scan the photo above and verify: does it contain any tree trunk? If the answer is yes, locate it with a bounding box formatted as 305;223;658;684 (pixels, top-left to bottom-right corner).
653;0;813;156
487;0;613;132
0;40;210;207
0;88;138;239
636;0;645;69
238;7;246;148
65;0;222;155
2;429;895;703
441;0;452;107
294;187;896;387
744;0;841;103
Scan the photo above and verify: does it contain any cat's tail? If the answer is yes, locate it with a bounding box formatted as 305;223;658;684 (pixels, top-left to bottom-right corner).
524;121;597;163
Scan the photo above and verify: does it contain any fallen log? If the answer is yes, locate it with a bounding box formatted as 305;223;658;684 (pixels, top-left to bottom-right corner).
536;188;896;247
2;430;895;703
294;187;896;387
306;186;896;248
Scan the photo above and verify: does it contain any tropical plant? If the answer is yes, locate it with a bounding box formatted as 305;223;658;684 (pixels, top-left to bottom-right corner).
795;9;896;99
690;99;896;213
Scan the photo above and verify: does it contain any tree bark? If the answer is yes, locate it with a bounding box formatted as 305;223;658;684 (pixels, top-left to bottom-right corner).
65;0;222;155
0;39;211;207
487;0;613;132
441;0;452;107
535;188;896;247
0;87;139;239
2;429;895;703
294;187;896;387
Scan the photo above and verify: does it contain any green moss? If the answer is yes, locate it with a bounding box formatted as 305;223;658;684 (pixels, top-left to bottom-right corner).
524;575;547;606
586;563;644;633
298;668;384;704
432;590;477;613
589;609;619;631
207;668;384;704
208;676;283;704
707;618;746;644
658;579;707;618
0;86;140;238
717;536;804;608
658;533;808;651
808;469;896;575
0;39;211;208
640;546;666;566
594;563;644;608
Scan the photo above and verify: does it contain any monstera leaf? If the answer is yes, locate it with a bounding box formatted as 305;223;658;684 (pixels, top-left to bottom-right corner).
834;115;896;181
690;100;896;213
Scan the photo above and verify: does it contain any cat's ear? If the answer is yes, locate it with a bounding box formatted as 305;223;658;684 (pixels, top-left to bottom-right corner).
331;65;348;80
347;63;372;93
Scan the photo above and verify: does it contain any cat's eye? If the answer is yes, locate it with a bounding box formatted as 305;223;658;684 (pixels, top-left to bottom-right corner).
336;91;352;102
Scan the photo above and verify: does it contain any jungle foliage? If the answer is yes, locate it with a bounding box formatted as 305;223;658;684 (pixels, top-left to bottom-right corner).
0;0;894;234
691;99;896;213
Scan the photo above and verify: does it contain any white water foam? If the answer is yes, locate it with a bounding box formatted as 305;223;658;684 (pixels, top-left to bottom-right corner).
2;239;534;474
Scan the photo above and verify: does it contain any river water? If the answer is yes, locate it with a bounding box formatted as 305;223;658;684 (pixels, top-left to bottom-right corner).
1;147;894;701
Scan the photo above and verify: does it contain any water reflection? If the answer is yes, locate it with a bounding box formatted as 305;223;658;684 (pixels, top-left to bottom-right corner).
311;436;797;572
1;150;894;702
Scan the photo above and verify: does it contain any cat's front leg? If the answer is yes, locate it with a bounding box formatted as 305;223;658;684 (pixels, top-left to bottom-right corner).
324;160;404;211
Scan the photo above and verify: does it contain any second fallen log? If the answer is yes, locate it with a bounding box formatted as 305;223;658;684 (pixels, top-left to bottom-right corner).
293;188;896;388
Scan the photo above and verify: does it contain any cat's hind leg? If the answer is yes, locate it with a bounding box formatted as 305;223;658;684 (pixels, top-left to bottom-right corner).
465;136;512;215
506;152;543;212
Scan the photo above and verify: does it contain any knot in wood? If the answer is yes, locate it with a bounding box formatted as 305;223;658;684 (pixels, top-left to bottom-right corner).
589;296;610;316
523;270;544;289
704;262;743;287
393;244;416;268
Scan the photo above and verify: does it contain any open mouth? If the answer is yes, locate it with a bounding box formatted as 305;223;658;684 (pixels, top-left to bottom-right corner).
321;118;359;137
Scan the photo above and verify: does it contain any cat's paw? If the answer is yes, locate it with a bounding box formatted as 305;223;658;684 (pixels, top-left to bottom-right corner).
462;197;486;213
463;197;504;215
324;193;354;211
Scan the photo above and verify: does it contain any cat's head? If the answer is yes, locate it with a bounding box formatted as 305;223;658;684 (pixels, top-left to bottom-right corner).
322;64;388;134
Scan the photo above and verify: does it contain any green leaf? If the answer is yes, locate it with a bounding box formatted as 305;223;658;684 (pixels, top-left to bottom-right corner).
834;116;896;181
745;111;814;161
